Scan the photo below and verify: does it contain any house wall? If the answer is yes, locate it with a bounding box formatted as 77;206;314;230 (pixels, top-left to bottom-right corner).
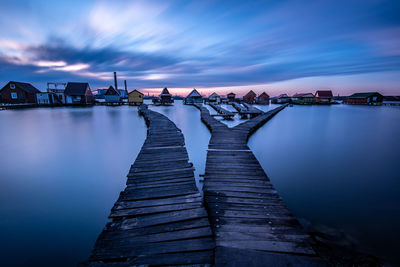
105;95;121;103
128;92;143;103
0;83;37;104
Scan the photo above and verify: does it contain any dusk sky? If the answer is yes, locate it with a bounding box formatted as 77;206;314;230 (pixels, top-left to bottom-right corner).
0;0;399;96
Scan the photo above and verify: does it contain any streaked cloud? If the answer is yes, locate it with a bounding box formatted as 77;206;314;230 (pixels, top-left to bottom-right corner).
0;0;399;95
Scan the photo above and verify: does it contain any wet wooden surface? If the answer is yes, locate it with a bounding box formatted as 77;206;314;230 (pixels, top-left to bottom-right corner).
84;104;214;266
194;103;326;266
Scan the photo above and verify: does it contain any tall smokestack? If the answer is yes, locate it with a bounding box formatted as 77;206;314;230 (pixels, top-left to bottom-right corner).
113;72;118;90
124;80;127;91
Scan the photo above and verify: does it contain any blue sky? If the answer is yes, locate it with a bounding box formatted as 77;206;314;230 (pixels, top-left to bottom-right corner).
0;0;399;96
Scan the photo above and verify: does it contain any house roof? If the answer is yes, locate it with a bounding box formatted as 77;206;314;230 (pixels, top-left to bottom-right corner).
129;89;144;95
349;92;382;98
227;92;236;97
160;87;171;96
278;93;289;98
209;92;220;98
244;90;256;97
315;90;333;97
186;89;202;98
259;92;269;97
5;81;40;93
65;82;90;95
104;86;120;96
293;93;314;97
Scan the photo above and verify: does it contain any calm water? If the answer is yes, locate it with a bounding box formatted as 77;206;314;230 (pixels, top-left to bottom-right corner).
0;106;147;266
1;102;399;265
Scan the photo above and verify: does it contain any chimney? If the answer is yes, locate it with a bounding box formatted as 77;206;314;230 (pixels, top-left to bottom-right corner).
113;72;118;90
124;80;127;91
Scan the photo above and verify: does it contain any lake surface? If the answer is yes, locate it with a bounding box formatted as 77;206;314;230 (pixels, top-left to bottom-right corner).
0;102;399;265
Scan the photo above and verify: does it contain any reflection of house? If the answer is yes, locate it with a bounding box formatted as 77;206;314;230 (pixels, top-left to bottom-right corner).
128;90;144;105
104;86;121;103
243;90;257;104
343;92;383;105
272;93;291;104
64;82;94;105
292;93;315;105
315;90;333;104
184;89;203;104
160;88;173;105
209;92;221;104
0;81;40;104
227;92;236;103
257;92;270;104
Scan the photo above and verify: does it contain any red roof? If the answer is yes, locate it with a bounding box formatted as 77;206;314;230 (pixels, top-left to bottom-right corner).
244;90;256;97
315;90;333;97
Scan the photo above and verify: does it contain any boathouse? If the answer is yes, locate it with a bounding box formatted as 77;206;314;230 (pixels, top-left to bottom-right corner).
184;89;203;104
243;90;257;104
128;90;144;105
36;92;64;106
104;86;121;103
315;90;333;104
208;92;221;104
292;93;315;105
64;82;94;105
273;93;291;104
0;81;40;104
343;92;383;105
159;87;173;105
227;92;236;103
257;92;270;104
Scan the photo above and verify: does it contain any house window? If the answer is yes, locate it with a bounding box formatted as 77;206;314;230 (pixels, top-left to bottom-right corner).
10;84;15;89
11;92;17;99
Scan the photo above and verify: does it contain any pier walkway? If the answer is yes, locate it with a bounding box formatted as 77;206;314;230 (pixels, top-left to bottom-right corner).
209;103;235;119
194;103;324;266
85;104;214;266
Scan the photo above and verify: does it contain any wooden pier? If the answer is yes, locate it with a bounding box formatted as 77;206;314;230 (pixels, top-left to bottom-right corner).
231;102;263;118
194;103;325;266
209;103;235;120
85;104;214;266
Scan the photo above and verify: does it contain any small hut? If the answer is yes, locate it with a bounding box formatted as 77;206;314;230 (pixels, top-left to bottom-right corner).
104;86;121;103
0;81;40;104
184;89;203;104
227;92;236;103
315;90;333;104
272;93;290;104
160;88;173;105
343;92;383;105
209;92;221;104
243;90;257;104
292;93;315;105
257;92;270;104
65;82;94;105
128;89;144;105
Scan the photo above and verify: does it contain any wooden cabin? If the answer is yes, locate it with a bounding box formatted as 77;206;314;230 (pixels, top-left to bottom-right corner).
128;90;144;105
64;82;94;105
315;90;333;104
343;92;383;105
159;87;173;105
292;93;315;105
184;89;203;104
0;81;40;104
209;92;221;104
243;90;257;104
227;92;236;103
104;86;121;103
272;93;290;104
257;92;270;104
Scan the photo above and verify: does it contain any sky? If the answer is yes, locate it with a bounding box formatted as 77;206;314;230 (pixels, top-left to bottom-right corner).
0;0;399;96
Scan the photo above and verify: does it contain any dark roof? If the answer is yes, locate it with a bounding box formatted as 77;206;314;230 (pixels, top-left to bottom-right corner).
278;93;289;98
227;92;236;97
315;90;333;97
349;92;382;98
186;89;202;98
160;87;171;96
104;86;120;96
244;90;256;97
65;82;90;95
259;92;269;97
5;81;40;93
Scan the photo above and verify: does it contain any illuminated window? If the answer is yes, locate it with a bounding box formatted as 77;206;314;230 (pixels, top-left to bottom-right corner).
10;84;15;89
11;92;17;99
